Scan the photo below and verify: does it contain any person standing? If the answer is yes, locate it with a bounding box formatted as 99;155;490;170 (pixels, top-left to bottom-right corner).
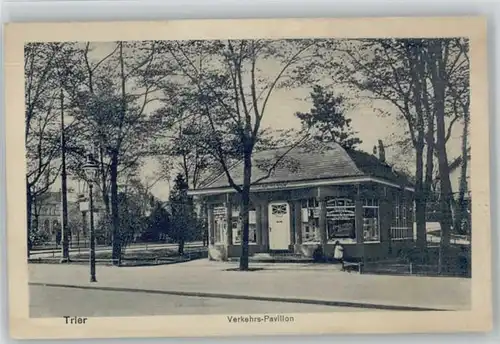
334;240;345;271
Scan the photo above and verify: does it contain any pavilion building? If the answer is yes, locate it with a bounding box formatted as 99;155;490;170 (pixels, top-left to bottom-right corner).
188;143;415;262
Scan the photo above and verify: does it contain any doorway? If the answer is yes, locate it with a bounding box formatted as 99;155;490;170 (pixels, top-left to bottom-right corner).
268;202;291;250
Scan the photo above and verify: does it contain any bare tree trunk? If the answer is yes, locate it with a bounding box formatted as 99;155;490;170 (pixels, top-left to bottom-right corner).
420;120;434;256
27;183;33;258
98;147;113;245
454;111;469;234
99;148;111;213
429;40;454;271
414;144;427;250
110;41;125;265
239;151;252;271
408;42;428;252
33;197;40;234
178;238;185;256
60;89;70;262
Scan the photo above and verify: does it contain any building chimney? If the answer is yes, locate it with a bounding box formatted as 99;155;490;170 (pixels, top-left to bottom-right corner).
378;139;386;163
372;145;378;156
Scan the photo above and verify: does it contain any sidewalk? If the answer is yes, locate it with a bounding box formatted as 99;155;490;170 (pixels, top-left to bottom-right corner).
29;259;471;311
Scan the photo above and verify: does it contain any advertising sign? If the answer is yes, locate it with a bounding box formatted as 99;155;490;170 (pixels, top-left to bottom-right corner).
79;201;89;212
213;206;226;216
326;209;355;221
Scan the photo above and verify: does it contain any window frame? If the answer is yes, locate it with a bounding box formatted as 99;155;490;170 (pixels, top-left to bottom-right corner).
362;200;381;243
390;195;414;241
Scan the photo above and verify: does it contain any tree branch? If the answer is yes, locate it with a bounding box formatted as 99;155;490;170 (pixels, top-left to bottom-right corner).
251;133;310;185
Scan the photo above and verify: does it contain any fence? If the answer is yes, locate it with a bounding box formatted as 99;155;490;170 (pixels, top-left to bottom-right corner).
426;235;471;245
361;252;471;278
31;240;204;254
425;192;472;232
390;227;414;241
28;244;208;266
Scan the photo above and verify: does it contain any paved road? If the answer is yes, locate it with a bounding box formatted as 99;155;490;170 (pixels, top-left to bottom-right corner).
30;242;205;258
30;285;370;318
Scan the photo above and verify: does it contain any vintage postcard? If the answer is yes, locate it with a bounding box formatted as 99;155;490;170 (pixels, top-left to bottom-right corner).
4;16;491;339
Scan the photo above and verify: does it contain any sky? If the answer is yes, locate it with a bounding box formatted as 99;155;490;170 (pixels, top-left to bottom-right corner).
53;40;466;201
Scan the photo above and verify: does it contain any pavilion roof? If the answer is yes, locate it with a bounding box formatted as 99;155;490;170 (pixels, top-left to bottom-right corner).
193;142;413;193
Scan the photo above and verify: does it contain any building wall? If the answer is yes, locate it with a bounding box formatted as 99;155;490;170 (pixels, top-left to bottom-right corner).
32;191;104;245
33;200;61;242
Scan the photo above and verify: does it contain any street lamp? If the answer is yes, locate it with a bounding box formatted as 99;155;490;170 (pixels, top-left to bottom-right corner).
82;153;99;283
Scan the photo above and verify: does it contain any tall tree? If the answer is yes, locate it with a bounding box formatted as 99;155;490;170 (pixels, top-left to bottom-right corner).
335;38;468;253
169;114;216;190
116;191;149;249
152;95;216;190
425;38;469;253
169;173;197;255
295;84;362;149
70;41;165;265
145;201;171;242
446;39;470;235
24;42;83;256
336;39;431;249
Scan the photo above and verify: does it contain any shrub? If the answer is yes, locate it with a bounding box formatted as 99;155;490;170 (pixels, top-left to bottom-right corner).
29;229;51;247
312;245;325;263
397;246;430;264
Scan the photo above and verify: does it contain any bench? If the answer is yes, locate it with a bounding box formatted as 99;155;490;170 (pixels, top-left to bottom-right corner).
343;259;364;273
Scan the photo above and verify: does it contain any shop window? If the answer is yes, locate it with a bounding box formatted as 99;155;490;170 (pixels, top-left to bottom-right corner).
326;197;356;241
44;219;50;233
243;224;256;243
232;219;239;244
252;224;257;242
304;225;311;241
213;204;226;244
301;198;320;242
214;220;225;243
232;205;257;244
301;198;319;210
363;203;380;242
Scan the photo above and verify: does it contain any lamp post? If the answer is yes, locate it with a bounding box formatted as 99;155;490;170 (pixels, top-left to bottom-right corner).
82;153;99;283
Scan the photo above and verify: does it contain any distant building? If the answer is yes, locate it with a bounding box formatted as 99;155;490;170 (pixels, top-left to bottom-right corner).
188;143;415;261
32;186;106;245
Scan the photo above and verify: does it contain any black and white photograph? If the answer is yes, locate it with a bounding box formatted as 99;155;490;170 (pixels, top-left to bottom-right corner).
4;17;491;339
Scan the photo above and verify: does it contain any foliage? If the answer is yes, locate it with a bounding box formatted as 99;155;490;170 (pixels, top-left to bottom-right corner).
25;43;82;197
151;87;217;189
333;38;470;250
25;38;470;271
28;227;51;248
94;217;111;245
143;201;171;242
65;41;172;264
295;85;362;149
117;192;149;249
66;202;83;240
153;39;322;269
312;245;325;263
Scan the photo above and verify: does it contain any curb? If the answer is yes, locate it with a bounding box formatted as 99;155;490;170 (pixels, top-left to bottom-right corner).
29;282;449;312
